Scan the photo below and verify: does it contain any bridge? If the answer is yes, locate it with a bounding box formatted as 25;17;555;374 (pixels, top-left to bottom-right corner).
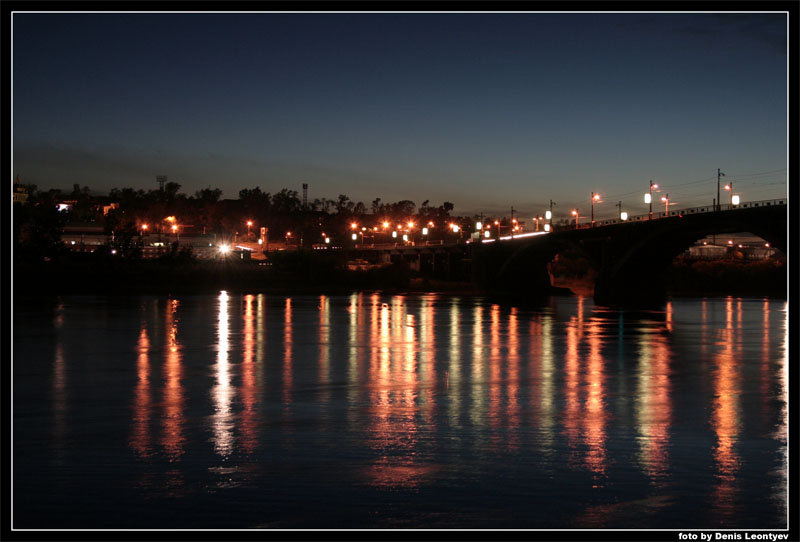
347;199;787;308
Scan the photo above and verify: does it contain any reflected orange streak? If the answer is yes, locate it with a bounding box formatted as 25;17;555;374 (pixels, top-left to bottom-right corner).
162;299;185;461
283;297;293;407
131;325;152;457
488;304;502;448
240;295;257;454
318;295;331;405
637;329;672;481
563;316;581;465
583;317;606;478
506;307;520;451
711;298;741;516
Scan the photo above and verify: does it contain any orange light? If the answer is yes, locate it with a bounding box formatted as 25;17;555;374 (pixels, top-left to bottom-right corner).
428;221;434;227
383;222;389;228
593;194;601;200
373;227;378;231
171;225;178;232
724;185;731;190
765;243;770;247
247;220;253;226
571;210;578;216
286;231;291;237
141;224;148;230
661;196;668;202
351;222;357;229
407;221;414;228
494;220;499;225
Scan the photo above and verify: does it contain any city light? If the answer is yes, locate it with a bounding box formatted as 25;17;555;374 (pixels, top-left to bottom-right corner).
732;195;740;205
402;234;408;241
476;221;482;230
392;231;397;238
351;222;357;229
407;221;415;228
141;224;148;230
422;227;429;235
351;233;357;240
325;237;330;244
219;244;231;254
544;223;551;232
383;222;390;229
484;230;491;237
545;210;552;220
620;212;629;221
644;193;652;204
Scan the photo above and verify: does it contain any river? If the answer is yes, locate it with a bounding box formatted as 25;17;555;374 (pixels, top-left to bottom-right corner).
12;293;788;530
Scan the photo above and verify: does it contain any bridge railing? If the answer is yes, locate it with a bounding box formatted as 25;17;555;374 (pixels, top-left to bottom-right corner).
571;198;787;229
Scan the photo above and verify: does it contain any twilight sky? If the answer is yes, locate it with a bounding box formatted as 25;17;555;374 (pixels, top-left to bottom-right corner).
12;11;788;219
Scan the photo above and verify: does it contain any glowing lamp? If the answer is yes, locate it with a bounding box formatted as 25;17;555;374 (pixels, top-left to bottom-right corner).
544;224;551;232
732;195;740;205
620;212;628;221
351;233;357;240
545;210;552;220
422;228;428;235
644;193;652;204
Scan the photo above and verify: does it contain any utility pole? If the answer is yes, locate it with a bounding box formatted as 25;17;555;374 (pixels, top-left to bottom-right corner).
717;168;725;212
616;201;622;219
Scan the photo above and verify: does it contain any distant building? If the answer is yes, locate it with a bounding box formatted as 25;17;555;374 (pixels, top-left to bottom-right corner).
13;176;29;204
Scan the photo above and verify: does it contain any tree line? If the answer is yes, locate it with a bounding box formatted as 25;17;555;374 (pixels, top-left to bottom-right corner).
14;181;465;259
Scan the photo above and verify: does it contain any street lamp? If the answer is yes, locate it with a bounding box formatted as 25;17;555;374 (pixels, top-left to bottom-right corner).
661;194;670;216
724;183;739;208
645;180;659;220
572;209;579;228
246;220;253;235
591;192;601;227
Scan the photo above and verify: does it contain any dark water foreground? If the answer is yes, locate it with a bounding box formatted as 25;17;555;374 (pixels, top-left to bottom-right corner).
12;293;788;530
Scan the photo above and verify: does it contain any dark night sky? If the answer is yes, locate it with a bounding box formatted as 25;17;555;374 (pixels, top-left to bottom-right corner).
12;11;788;218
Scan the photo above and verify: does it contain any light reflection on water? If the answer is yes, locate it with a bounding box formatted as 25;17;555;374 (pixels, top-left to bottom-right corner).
12;293;788;529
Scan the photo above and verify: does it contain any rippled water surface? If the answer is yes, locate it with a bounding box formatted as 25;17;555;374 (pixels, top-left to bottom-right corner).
13;293;788;529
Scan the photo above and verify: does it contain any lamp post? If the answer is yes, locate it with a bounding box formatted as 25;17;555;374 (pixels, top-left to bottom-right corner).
661;194;670;216
572;209;579;228
246;220;253;236
591;192;601;227
717;168;725;212
724;182;735;209
645;180;658;220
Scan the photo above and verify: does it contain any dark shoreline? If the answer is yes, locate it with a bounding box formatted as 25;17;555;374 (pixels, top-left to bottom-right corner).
13;256;785;302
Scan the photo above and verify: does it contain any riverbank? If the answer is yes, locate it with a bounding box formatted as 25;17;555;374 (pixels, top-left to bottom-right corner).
13;252;785;300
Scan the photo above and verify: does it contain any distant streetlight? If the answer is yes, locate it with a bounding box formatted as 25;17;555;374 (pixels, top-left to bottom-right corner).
246;220;253;235
591;192;601;227
572;209;579;228
732;194;740;206
351;233;357;241
661;194;670;215
620;211;629;221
